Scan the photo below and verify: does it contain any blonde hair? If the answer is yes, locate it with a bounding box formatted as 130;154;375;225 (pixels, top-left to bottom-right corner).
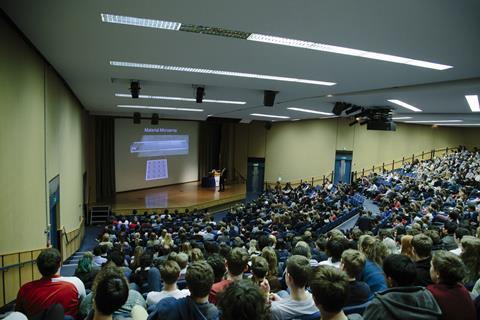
261;246;278;277
358;235;388;266
400;235;415;260
460;236;480;284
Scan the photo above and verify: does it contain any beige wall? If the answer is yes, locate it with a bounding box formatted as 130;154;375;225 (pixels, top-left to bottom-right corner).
230;118;480;184
0;16;86;254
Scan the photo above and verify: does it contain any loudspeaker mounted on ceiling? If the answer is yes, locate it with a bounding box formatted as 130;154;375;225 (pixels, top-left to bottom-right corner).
263;90;278;107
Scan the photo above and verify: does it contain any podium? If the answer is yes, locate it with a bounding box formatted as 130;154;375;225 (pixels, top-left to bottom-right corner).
201;170;221;188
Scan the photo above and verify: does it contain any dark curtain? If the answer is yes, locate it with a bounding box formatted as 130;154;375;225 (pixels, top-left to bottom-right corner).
219;123;235;182
95;117;116;200
198;122;221;179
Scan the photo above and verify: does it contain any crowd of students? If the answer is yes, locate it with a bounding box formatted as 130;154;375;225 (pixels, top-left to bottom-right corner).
4;149;480;320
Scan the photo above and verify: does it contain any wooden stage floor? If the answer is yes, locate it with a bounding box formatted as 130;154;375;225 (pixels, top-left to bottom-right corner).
97;182;246;214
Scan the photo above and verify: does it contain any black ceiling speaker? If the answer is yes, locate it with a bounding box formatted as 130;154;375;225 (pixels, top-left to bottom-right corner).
130;81;141;98
264;90;278;107
133;112;141;124
151;113;159;125
196;87;205;103
332;102;351;115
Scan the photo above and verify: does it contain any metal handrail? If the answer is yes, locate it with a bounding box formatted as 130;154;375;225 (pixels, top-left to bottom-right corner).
0;259;37;272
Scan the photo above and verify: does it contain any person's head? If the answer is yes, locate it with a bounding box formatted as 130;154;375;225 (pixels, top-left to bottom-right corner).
191;248;204;262
340;249;366;279
226;247;249;277
251;256;269;282
185;261;215;298
325;239;345;263
93;246;103;257
77;252;94;274
217;279;269;320
93;267;129;316
310;266;349;315
444;221;457;235
37;248;62;277
358;235;388;266
454;227;470;244
383;254;417;287
108;250;125;268
286;255;310;289
400;235;414;259
411;234;433;260
175;252;189;270
207;253;226;283
430;251;465;286
160;260;181;285
139;252;153;269
261;246;278;276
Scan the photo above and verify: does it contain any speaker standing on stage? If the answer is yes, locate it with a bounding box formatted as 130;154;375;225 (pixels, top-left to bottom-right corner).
219;168;226;191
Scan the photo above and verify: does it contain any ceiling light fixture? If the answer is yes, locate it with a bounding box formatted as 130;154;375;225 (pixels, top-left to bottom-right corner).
110;61;336;86
465;95;480;112
287;107;333;115
404;120;462;123
250;113;290;119
387;99;423;112
117;105;203;112
247;34;452;70
435;123;480;126
392;117;412;120
101;13;451;71
115;93;245;105
101;14;181;30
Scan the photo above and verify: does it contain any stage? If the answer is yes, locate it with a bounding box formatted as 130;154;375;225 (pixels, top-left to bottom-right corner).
92;181;246;215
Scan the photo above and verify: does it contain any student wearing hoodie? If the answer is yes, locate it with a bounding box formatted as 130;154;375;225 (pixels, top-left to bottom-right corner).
363;254;442;320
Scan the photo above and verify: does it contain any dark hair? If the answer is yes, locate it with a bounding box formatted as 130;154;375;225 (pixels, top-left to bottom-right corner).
454;228;470;241
108;250;125;267
310;266;349;313
37;248;62;277
185;261;215;298
94;274;129;315
207;254;226;283
139;252;153;269
444;221;457;235
93;246;102;256
411;234;433;258
160;260;181;285
227;248;249;276
383;254;417;287
251;256;269;279
326;239;345;263
286;255;311;288
217;279;269;320
432;251;465;286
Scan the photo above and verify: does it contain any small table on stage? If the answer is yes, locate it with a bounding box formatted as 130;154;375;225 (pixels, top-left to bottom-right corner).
201;170;220;188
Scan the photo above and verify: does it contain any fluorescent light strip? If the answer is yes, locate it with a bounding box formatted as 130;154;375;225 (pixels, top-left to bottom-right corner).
404;120;462;123
388;99;423;112
101;14;181;30
248;34;452;70
115;93;245;105
250;113;290;119
287;107;333;115
117;105;203;112
435;123;480;126
465;95;480;112
110;61;335;86
392;117;412;120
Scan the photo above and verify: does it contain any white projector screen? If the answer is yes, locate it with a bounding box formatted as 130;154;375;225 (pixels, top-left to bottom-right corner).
115;118;199;192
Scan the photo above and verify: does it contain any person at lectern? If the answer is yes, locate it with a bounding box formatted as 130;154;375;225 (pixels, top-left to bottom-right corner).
219;168;226;191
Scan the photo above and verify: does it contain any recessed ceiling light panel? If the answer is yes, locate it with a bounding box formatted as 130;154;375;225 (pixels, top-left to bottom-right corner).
110;61;336;86
101;14;181;30
287;107;333;115
388;99;423;112
250;113;290;119
117;105;203;112
465;95;480;112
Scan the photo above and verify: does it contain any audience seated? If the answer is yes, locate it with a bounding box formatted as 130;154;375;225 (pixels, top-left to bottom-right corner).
270;255;318;320
427;251;476;320
357;235;388;296
340;249;371;307
209;247;249;304
310;266;363;320
15;248;86;319
363;254;442;320
146;260;190;307
217;279;269;320
411;234;434;286
74;252;100;290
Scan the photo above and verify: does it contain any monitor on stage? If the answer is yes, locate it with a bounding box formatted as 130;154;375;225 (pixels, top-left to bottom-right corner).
114;118;199;192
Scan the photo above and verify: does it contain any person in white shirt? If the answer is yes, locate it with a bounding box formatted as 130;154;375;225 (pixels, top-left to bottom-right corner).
146;260;190;307
270;255;318;320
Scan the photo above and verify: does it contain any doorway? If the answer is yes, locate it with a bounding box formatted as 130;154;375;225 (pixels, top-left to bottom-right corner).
246;157;265;199
48;175;60;249
334;151;353;184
